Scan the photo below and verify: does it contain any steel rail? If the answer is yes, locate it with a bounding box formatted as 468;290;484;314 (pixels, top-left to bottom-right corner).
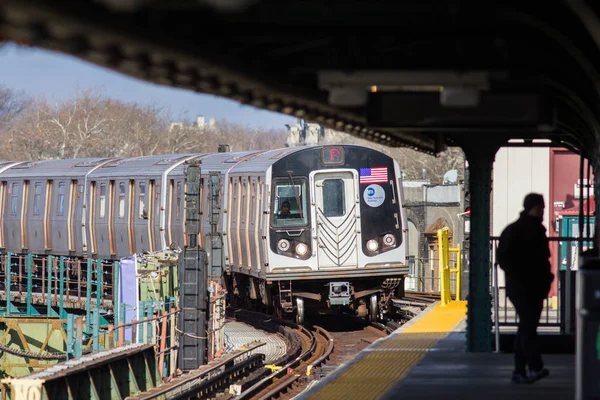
250;325;333;400
128;342;266;400
234;324;317;400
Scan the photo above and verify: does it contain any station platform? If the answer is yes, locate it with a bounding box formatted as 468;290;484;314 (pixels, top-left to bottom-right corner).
298;301;574;400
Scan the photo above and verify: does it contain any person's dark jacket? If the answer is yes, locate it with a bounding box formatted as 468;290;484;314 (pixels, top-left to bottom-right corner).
496;212;554;299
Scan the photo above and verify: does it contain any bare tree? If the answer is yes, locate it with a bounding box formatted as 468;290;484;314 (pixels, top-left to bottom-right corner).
0;86;29;126
162;118;287;154
8;88;175;159
5;86;290;161
113;103;168;157
8;88;119;159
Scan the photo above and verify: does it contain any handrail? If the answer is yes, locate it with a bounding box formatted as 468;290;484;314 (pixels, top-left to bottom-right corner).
438;227;462;306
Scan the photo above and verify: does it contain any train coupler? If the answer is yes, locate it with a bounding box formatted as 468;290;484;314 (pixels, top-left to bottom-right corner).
328;281;351;306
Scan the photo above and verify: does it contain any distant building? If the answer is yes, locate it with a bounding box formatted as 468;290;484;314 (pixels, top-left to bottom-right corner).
403;181;466;298
169;115;216;132
285;119;331;147
492;146;593;307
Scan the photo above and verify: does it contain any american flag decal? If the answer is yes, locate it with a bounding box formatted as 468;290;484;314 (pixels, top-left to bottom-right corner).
359;167;388;184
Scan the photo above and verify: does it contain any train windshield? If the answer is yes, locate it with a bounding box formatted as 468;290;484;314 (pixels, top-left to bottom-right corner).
272;178;308;227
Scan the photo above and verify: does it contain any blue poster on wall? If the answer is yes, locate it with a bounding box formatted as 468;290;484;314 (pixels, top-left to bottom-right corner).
119;256;138;342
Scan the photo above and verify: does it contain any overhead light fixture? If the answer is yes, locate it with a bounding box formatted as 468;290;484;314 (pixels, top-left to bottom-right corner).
318;70;496;90
318;70;500;107
327;87;368;107
439;87;481;108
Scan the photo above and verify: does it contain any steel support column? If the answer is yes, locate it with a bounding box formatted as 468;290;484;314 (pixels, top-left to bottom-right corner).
460;138;500;352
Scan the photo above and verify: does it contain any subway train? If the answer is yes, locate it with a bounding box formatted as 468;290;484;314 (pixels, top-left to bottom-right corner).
0;144;408;322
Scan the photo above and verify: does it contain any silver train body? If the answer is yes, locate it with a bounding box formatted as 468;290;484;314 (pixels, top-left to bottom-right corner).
0;144;407;321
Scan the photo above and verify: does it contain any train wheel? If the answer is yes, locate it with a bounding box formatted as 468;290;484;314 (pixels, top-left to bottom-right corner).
295;298;305;325
369;294;378;322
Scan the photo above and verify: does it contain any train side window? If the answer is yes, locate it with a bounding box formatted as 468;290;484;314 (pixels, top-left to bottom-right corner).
57;182;66;215
118;182;126;218
99;183;107;218
139;182;147;219
10;183;19;215
322;179;345;217
176;182;182;220
33;182;42;215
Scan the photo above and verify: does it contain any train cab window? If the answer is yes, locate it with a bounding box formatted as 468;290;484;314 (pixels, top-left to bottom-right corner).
139;182;147;219
57;182;66;215
322;179;345;217
99;183;107;218
10;183;19;215
272;178;308;227
33;182;42;215
118;182;126;218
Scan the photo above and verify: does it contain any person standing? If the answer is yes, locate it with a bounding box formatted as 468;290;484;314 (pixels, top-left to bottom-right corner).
496;193;553;384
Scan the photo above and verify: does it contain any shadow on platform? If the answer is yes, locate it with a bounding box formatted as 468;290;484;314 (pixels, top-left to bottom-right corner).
381;331;574;400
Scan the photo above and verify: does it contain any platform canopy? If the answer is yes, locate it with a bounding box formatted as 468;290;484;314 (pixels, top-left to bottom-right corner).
1;1;600;158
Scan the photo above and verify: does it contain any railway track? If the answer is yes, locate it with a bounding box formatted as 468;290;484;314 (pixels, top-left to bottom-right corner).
220;309;396;400
237;324;333;400
200;293;440;400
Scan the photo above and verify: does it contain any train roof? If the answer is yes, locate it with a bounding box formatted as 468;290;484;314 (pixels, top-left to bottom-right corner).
0;144;385;180
0;158;115;178
89;154;199;178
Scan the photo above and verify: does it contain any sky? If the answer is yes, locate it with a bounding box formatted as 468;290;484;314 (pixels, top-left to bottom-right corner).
0;42;296;129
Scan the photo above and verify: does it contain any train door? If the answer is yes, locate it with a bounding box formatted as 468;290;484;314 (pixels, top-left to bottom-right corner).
43;180;53;252
94;181;111;258
69;180;81;254
21;181;30;251
52;181;69;254
134;179;149;253
107;180;116;256
149;179;161;252
114;181;130;256
5;182;20;251
128;180;136;254
312;170;359;268
27;180;48;253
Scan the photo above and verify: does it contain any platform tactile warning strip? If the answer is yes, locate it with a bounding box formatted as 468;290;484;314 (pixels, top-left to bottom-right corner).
303;301;467;400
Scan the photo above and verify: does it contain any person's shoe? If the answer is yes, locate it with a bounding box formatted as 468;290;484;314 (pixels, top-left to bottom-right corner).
511;371;531;384
528;368;549;383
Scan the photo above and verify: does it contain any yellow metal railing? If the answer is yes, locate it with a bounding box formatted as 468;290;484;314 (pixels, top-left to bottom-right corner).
437;227;462;306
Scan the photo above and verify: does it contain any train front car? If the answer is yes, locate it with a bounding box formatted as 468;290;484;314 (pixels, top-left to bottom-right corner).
267;145;408;323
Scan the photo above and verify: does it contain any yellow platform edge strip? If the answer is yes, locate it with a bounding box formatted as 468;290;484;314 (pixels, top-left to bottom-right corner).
304;301;468;400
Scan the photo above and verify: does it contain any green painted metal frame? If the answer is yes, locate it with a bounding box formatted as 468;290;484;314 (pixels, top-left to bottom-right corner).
0;316;68;378
86;258;92;330
25;254;39;316
1;254;119;319
460;137;502;353
1;344;159;400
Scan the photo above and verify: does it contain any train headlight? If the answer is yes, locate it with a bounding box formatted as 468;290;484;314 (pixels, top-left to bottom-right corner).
383;234;396;247
366;239;379;252
295;242;308;256
278;239;290;252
